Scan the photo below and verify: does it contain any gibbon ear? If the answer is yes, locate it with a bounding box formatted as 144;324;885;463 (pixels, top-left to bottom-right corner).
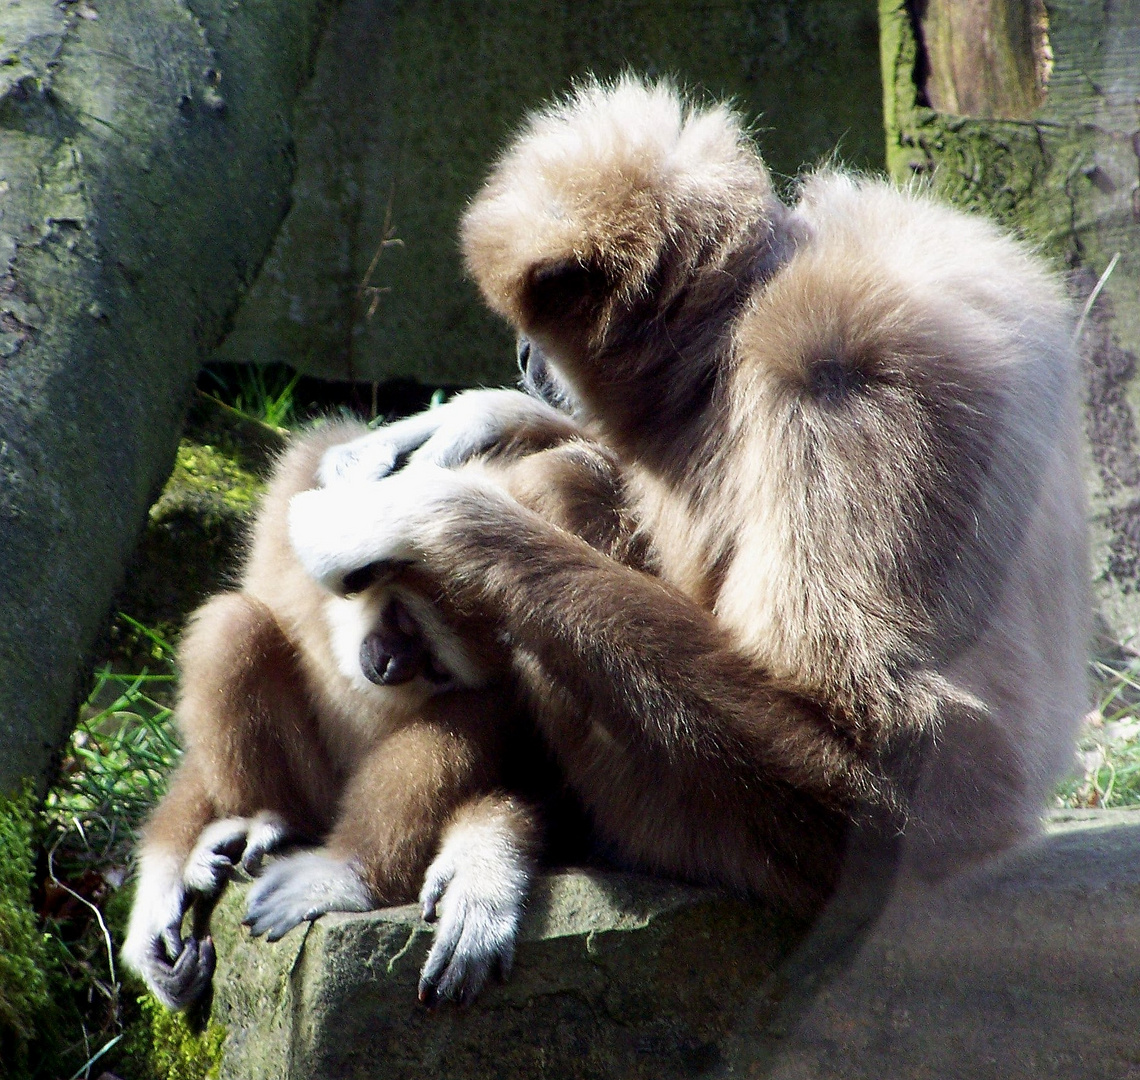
521;257;609;330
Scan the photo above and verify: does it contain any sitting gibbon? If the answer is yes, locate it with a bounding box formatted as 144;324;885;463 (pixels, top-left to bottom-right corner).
123;413;641;1010
294;76;1089;916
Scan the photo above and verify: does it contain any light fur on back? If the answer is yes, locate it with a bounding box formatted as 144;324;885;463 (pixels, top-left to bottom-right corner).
460;75;1089;880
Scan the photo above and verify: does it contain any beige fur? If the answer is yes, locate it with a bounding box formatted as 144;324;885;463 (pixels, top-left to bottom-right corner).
296;76;1088;914
466;77;1089;877
124;418;636;1010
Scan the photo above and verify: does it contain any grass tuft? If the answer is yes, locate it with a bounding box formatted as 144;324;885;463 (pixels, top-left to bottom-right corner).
46;624;181;872
199;363;301;429
1056;658;1140;809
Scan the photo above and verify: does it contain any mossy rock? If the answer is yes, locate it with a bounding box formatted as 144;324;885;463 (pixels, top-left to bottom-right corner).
217;0;885;385
105;395;287;673
880;0;1140;647
0;790;54;1078
209;870;807;1080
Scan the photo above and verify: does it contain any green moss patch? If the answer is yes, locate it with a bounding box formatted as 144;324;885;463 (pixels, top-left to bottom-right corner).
104;394;286;671
0;790;55;1078
119;994;226;1080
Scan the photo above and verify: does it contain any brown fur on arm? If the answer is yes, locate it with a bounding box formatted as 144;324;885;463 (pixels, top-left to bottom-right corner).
411;495;856;910
137;754;216;866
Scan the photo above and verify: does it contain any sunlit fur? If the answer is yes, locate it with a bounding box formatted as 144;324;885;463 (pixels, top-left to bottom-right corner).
124;418;640;1009
457;77;1087;900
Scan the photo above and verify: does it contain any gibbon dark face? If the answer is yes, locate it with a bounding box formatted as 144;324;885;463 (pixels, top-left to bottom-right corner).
358;595;463;687
517;334;578;414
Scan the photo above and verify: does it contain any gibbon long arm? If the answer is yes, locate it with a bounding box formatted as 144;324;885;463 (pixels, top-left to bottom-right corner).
293;471;868;910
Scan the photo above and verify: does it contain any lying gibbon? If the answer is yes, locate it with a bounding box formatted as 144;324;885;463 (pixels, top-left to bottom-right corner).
293;76;1089;915
123;413;641;1010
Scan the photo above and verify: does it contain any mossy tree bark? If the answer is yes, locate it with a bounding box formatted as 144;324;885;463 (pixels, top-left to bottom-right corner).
0;0;330;793
910;0;1050;119
881;0;1140;651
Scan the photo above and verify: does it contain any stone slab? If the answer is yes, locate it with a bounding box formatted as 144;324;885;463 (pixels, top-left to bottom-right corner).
214;0;885;385
210;810;1140;1079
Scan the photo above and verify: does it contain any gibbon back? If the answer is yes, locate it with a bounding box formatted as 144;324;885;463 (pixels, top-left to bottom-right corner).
461;78;1088;874
291;77;1088;915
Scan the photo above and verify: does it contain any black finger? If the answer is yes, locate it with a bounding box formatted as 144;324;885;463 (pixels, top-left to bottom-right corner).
159;923;184;963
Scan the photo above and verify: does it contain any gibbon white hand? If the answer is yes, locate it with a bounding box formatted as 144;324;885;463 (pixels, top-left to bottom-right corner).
289;466;510;594
182;813;290;896
317;388;576;487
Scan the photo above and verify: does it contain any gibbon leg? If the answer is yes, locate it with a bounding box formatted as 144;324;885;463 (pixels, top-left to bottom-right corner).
123;591;336;1009
176;591;339;828
417;793;540;1007
243;689;539;1004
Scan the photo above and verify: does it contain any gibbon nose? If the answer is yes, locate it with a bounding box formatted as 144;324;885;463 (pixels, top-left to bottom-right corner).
360;631;421;685
360;598;426;685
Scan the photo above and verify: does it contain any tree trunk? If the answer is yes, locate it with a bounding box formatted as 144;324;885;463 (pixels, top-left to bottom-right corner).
882;0;1140;653
912;0;1050;119
0;0;329;793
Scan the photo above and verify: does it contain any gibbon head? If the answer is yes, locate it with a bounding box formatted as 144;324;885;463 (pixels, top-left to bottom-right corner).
322;575;494;696
462;75;795;440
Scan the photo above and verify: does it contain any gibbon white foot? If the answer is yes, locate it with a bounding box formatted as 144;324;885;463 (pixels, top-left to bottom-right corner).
122;852;215;1010
416;814;533;1007
182;813;289;895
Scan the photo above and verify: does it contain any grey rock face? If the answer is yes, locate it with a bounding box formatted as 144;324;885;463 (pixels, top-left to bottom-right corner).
210;811;1140;1079
211;870;805;1080
0;0;328;791
215;0;886;386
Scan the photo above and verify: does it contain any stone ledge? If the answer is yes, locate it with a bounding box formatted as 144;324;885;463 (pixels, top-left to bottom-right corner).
211;809;1140;1079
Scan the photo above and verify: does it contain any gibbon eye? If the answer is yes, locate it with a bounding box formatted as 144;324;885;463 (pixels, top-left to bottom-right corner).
808;357;867;405
524;257;607;325
342;563;383;595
